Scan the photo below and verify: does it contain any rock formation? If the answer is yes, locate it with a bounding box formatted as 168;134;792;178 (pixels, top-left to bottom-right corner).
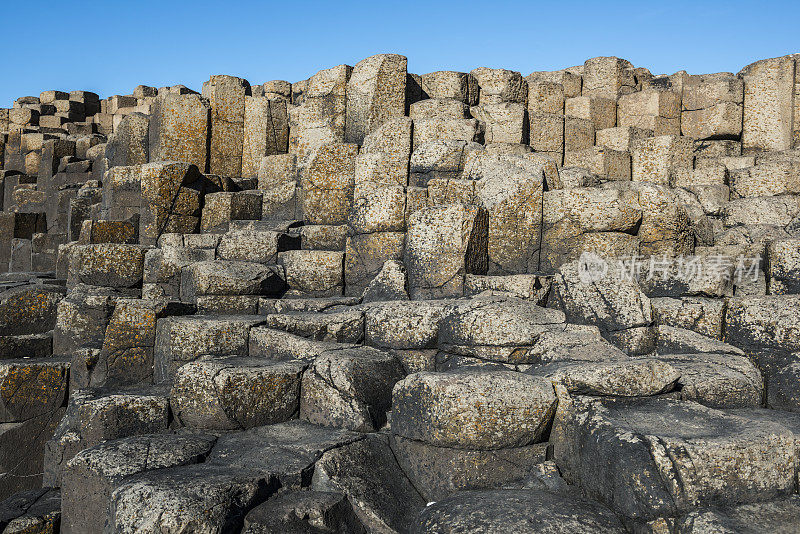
1;52;800;532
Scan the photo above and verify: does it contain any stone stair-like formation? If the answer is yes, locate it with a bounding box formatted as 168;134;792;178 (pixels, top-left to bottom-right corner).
1;53;800;532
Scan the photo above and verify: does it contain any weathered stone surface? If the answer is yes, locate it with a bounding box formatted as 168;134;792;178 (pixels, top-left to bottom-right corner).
346;54;407;144
311;433;425;533
365;300;449;350
631;135;694;185
105;112;149;167
43;387;170;487
682;75;743;140
344;231;405;296
180;260;285;301
242;96;288;178
552;395;797;522
652;352;763;408
618;90;680;135
405;204;488;299
171;356;304;430
201;191;263;231
61;433;216;534
470;67;526;105
0;488;61;533
419;71;478;104
279;250;344;297
0;284;64;336
289;65;351;169
437;296;565;362
7;51;800;534
202;75;249;177
67;243;146;288
301;346;404;432
412;489;626;534
676;497;800;533
651;295;722;335
0;409;65;499
529;358;679;397
0;358;68;422
740;55;795;153
553;258;656;355
53;284;124;356
540;186;642;271
153;315;265;382
582;56;635;99
242;490;365;533
262;309;363;344
409;140;480;186
106;463;269;533
475;157;545;274
391;369;557;449
391;434;548;501
148;93;210;170
301;143;359;225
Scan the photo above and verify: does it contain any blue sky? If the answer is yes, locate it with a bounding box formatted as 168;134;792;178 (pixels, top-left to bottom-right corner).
3;0;799;107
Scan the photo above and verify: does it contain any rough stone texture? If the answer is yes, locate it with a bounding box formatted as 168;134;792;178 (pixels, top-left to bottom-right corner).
301;142;359;225
153;315;265;382
405;203;489;299
552;395;797;522
412;489;626;533
345;54;407;144
300;346;404;432
4;51;800;533
553;258;656;355
171;356;304;430
740;56;796;153
242;490;365;533
148;93;210;170
311;433;425;533
60;433;216;534
391;369;557;449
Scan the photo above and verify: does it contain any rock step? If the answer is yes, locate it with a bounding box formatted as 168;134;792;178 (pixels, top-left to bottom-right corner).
43;385;171;487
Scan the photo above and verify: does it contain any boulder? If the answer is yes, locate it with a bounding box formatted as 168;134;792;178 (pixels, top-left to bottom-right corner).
153;315;265;382
300;346;405;432
552;395;797;522
60;433;216;534
412;489;625;534
171;356;305;430
311;433;425;533
553;258;656;355
391;369;557;449
405;204;488;299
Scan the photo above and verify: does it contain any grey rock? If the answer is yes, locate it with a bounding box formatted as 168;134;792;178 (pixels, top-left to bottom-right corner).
208;420;363;488
412;488;626;534
551;395;797;522
301;346;404;432
171;356;305;430
153;315;265;383
528;358;679;397
651;352;763;408
361;260;408;303
262;310;364;343
391;369;557;449
676;497;800;534
43;386;170;487
61;433;216;534
243;490;365;533
390;433;548;501
312;433;425;533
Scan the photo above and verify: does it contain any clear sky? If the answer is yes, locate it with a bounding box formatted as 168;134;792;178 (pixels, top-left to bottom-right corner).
3;0;799;107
